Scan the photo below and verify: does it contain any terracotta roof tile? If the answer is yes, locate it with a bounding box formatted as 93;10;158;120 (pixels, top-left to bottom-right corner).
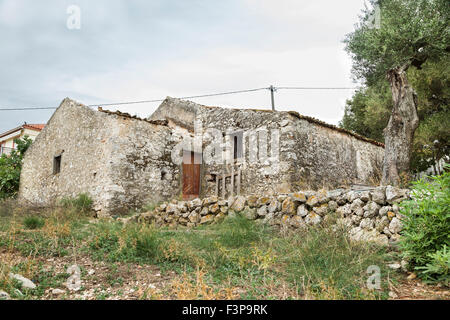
23;124;45;131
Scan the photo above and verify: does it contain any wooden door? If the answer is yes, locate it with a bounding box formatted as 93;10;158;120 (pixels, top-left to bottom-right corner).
182;150;201;200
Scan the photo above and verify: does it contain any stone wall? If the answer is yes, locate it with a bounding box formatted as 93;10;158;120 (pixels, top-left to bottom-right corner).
149;97;385;198
19;97;386;217
130;185;410;245
196;106;296;197
18;99;182;215
287;114;384;189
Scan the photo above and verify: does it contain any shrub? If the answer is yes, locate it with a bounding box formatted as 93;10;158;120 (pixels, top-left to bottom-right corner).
23;216;45;230
399;166;450;283
416;245;450;285
60;193;93;214
0;136;32;200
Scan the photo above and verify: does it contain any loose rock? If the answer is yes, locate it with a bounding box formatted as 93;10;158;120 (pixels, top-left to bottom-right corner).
9;273;36;290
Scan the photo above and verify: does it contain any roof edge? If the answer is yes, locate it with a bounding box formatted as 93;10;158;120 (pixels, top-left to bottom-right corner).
287;111;385;148
98;107;168;126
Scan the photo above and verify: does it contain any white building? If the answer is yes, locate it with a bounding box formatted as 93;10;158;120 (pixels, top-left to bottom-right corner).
0;123;45;156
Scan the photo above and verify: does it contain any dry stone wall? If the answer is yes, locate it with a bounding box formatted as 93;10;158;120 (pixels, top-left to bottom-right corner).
126;185;411;246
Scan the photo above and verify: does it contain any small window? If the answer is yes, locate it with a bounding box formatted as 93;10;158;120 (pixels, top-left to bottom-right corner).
53;155;61;175
230;132;243;160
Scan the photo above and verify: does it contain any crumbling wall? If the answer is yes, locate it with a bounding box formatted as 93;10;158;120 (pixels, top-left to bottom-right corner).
19;99;115;210
105;117;181;214
196;106;295;197
196;106;384;195
18;98;181;215
149;97;385;198
287;114;384;189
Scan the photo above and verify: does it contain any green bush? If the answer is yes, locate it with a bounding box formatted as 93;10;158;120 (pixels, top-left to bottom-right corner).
399;166;450;283
23;216;45;230
60;193;93;214
0;136;32;200
416;245;450;285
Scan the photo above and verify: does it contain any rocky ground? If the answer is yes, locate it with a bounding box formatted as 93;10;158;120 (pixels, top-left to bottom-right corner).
1;243;448;300
0;248;176;300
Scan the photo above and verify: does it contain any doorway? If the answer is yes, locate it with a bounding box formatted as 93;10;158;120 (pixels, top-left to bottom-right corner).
182;150;201;200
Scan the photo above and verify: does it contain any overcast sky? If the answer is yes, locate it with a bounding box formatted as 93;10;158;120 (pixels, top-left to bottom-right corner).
0;0;368;133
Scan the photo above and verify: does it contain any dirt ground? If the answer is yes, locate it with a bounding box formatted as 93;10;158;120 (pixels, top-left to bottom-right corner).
1;249;448;300
1;249;176;300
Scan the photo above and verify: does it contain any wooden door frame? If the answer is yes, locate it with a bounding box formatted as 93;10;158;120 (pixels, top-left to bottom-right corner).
181;149;202;200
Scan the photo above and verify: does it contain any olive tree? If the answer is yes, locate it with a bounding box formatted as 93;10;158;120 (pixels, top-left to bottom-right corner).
344;0;449;185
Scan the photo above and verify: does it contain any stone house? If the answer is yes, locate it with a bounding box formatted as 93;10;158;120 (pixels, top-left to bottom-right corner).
18;97;385;215
149;97;385;198
18;98;181;215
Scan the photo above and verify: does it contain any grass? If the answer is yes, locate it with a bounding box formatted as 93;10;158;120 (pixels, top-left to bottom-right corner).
0;203;399;300
59;193;93;214
23;216;45;230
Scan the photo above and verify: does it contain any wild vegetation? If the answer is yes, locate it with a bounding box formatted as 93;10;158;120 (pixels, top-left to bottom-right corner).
343;0;449;185
0;136;32;200
0;197;404;300
340;57;449;176
399;166;450;285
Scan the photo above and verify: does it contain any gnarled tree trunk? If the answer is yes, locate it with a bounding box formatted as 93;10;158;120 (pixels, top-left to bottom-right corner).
382;65;419;186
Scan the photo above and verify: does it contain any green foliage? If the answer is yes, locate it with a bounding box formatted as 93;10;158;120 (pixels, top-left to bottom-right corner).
215;213;265;248
342;0;449;177
88;222;161;262
279;223;390;299
0;136;33;200
84;214;390;299
344;0;449;84
409;58;450;173
339;81;392;142
340;58;450;173
399;167;450;283
416;245;450;285
60;193;93;214
23;216;45;230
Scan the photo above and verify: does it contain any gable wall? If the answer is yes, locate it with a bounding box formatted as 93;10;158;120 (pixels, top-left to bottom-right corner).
18;99;181;215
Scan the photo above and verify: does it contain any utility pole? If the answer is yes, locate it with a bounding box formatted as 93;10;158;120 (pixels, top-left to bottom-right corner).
269;85;276;111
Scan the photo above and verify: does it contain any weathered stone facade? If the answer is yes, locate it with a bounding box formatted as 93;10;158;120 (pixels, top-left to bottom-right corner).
18;98;181;215
19;96;385;216
126;186;411;246
150;97;385;197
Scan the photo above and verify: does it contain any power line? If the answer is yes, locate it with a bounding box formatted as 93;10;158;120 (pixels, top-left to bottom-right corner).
277;86;357;90
0;107;59;111
0;86;358;111
86;87;269;108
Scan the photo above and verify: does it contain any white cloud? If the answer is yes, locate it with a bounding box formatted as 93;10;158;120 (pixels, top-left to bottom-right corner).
67;43;356;124
0;0;367;132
